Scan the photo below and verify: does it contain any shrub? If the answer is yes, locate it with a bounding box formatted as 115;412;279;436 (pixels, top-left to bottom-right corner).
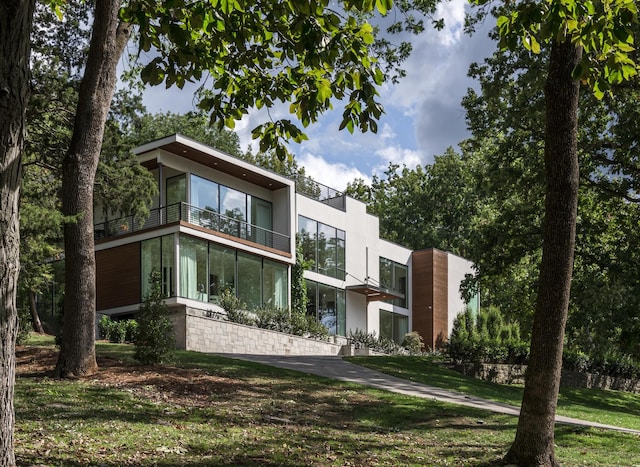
446;307;530;364
347;329;406;355
134;271;175;365
99;315;138;343
220;289;254;326
402;331;425;355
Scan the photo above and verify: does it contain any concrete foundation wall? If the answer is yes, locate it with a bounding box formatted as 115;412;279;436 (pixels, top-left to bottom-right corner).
182;307;344;355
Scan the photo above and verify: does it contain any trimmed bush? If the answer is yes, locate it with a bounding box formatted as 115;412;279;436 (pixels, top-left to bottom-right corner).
134;271;175;365
446;307;530;364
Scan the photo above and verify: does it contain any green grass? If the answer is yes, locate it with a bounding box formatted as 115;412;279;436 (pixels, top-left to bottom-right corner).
14;336;640;466
345;355;640;431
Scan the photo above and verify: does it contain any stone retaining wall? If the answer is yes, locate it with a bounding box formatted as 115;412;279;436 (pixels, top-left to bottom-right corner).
454;363;640;394
171;306;344;356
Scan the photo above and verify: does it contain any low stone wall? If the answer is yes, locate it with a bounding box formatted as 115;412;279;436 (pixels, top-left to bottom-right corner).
178;307;344;356
454;363;640;394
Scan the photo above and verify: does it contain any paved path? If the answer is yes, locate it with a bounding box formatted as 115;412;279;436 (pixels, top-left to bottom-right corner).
221;354;640;435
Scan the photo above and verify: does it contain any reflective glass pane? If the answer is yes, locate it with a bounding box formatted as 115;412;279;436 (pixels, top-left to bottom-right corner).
317;223;336;277
141;237;161;299
305;280;317;319
318;283;337;335
263;259;288;309
179;235;208;300
166;174;186;222
237;252;261;309
394;314;409;343
161;234;175;297
297;216;317;271
209;243;236;303
336;289;346;336
379;310;393;341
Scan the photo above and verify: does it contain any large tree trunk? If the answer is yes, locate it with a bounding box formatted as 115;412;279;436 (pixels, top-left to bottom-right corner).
505;40;582;466
0;1;34;465
54;1;130;378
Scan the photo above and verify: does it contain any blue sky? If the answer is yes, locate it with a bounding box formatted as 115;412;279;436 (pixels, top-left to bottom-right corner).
139;1;495;191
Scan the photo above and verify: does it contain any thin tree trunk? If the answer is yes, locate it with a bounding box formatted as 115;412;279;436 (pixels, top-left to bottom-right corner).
0;1;35;465
505;39;582;466
29;290;45;334
54;1;130;378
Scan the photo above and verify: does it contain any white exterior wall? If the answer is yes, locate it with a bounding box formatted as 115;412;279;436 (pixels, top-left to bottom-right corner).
296;194;413;336
446;253;474;335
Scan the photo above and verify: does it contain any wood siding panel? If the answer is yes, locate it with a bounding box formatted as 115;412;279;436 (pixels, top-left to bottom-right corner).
411;249;449;349
96;243;141;311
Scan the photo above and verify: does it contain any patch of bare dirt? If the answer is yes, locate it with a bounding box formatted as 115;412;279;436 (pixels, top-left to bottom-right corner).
16;345;239;407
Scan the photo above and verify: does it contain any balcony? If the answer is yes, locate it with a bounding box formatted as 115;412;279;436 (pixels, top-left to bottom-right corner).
94;202;290;253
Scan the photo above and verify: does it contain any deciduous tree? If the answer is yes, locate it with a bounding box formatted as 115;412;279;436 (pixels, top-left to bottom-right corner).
470;1;639;464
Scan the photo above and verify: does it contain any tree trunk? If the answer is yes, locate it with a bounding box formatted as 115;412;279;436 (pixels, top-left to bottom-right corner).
505;40;582;466
54;1;130;378
29;290;45;334
0;1;34;465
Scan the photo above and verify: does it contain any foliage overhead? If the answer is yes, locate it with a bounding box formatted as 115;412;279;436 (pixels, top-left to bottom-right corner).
121;0;441;159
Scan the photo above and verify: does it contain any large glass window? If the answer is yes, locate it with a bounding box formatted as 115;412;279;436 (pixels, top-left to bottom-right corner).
298;216;345;280
306;280;346;336
249;196;273;246
298;216;317;268
179;236;208;300
263;259;288;309
209;244;236;301
141;234;175;299
379;310;409;344
175;235;288;309
166;174;186;222
379;257;408;308
190;175;219;229
237;252;262;309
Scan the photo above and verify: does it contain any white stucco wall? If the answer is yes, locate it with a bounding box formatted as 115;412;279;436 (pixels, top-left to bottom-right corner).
446;253;474;335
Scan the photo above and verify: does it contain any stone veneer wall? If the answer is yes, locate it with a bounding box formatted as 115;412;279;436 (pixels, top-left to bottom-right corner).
179;307;344;356
454;363;640;394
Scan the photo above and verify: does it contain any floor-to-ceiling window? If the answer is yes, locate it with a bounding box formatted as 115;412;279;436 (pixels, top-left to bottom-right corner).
179;236;208;300
176;234;288;309
379;257;408;308
209;243;236;301
263;259;287;309
141;234;175;299
305;279;346;336
379;309;409;344
237;251;262;309
166;174;186;222
298;216;345;280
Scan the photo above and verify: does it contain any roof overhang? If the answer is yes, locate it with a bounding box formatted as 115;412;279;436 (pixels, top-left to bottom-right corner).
135;134;291;191
346;284;404;302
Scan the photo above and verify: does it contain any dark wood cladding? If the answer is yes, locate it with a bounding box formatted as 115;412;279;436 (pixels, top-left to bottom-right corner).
411;249;449;350
96;242;141;311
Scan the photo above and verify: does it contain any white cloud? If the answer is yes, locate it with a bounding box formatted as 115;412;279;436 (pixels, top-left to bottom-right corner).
374;146;423;172
298;152;370;191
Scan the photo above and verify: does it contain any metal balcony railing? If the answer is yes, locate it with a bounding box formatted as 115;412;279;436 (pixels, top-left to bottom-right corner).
94;202;290;253
289;174;346;211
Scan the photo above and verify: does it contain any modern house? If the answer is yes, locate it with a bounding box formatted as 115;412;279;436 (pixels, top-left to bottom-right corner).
93;134;478;353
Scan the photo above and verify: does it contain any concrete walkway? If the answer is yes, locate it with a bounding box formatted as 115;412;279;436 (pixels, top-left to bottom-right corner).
222;354;640;435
